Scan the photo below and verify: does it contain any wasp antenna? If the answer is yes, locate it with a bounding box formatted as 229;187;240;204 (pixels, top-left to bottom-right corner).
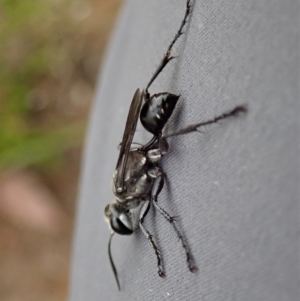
108;232;121;291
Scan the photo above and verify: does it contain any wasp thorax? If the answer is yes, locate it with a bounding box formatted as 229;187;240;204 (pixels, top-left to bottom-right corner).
116;187;123;194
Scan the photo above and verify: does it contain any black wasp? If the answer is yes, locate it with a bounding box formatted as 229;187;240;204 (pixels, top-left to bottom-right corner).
104;0;247;290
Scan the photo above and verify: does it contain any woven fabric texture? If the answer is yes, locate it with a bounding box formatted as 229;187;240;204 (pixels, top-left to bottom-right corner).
69;1;299;300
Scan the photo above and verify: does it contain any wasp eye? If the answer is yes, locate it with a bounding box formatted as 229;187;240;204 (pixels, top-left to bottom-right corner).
104;204;110;217
111;217;133;235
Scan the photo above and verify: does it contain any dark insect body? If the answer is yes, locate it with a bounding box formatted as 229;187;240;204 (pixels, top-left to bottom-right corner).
104;0;247;290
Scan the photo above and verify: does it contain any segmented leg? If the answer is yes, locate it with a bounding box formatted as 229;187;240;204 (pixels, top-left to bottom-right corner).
118;141;143;150
145;0;193;94
163;104;247;138
139;201;165;277
151;170;197;273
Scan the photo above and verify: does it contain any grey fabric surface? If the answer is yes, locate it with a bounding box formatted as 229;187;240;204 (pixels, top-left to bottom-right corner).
69;0;299;300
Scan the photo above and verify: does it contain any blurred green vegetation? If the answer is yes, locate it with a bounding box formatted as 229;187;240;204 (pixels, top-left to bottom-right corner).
0;2;122;300
0;0;100;171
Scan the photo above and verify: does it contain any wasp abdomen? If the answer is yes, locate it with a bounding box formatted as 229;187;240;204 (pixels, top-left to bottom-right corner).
140;93;179;135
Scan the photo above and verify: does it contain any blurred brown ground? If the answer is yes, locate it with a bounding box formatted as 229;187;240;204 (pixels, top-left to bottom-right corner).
0;1;123;300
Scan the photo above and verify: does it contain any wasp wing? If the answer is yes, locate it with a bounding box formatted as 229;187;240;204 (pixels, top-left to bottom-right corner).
115;88;143;193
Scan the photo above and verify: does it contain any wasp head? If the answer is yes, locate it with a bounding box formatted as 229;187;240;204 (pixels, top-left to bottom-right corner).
104;202;133;235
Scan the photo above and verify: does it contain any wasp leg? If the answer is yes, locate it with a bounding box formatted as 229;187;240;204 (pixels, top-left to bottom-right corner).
131;142;143;148
146;138;169;164
159;136;169;155
118;141;143;150
163;104;247;138
139;201;165;277
145;0;193;94
149;168;197;273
